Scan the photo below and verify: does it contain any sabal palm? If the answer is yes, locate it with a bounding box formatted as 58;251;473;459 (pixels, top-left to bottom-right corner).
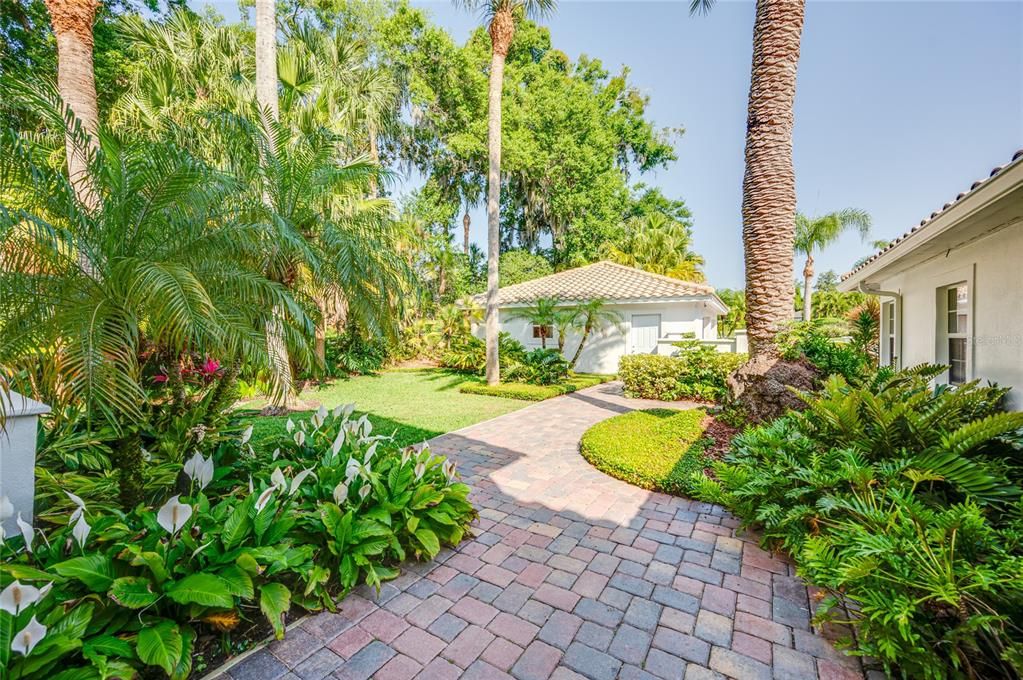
794;208;871;321
692;0;805;359
455;0;556;385
569;299;623;369
0;92;307;503
608;212;705;282
506;297;558;349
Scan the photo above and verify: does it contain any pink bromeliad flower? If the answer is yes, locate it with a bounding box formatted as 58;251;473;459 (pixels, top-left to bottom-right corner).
152;374;168;383
200;358;221;375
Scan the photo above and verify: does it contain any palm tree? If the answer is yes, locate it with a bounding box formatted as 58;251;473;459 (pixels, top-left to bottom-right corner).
568;300;623;370
0;100;307;507
692;0;805;359
794;208;871;321
455;0;556;385
43;0;100;209
606;212;705;282
553;307;578;352
506;297;558;349
255;0;279;122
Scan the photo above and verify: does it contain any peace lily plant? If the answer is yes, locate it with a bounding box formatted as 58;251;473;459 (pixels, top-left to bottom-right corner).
0;404;474;679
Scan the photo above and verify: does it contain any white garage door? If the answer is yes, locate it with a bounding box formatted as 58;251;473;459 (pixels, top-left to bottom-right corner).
629;314;661;354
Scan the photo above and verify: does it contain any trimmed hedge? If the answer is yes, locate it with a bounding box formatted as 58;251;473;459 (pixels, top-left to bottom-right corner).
579;408;709;495
619;348;746;402
460;373;612;401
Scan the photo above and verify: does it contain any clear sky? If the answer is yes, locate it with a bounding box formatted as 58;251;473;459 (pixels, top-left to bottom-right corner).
198;0;1023;289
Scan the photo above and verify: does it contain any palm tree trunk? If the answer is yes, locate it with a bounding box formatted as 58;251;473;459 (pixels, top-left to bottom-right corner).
484;10;514;386
802;255;814;322
569;324;591;370
368;124;379;198
255;0;279;122
44;0;100;211
463;210;471;254
741;0;806;358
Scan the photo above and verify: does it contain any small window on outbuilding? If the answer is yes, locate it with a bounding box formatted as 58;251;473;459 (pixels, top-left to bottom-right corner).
532;324;554;341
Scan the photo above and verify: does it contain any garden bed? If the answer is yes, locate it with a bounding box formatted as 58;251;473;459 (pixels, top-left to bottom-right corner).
579;407;711;495
459;373;612;401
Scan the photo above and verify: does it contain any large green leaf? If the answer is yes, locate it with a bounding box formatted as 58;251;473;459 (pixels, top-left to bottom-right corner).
137;621;183;676
221;503;253;551
413;527;440;556
52;554;115;592
165;573;235;608
259;582;291;640
171;624;196;680
217;565;254;599
83;635;136;660
109;576;159;609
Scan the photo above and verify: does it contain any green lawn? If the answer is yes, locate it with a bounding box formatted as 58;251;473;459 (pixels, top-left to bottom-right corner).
235;368;530;449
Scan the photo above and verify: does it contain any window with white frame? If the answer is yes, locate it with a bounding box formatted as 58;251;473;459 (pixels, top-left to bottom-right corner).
941;283;969;384
882;301;897;367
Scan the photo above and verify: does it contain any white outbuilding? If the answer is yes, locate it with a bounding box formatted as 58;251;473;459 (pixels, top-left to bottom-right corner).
474;261;729;374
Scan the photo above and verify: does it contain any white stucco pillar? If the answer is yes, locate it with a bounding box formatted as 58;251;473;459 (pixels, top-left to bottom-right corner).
0;391;50;535
734;330;749;354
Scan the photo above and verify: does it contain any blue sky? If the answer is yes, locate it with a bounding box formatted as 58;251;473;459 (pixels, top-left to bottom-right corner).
200;0;1023;289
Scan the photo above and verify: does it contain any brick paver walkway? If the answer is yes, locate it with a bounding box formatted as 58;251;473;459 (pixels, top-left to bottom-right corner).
212;383;864;680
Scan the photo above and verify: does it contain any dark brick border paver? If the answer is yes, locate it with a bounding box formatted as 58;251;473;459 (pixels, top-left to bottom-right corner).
211;383;862;679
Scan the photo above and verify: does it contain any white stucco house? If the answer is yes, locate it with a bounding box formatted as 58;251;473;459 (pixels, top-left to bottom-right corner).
840;149;1023;410
472;261;728;374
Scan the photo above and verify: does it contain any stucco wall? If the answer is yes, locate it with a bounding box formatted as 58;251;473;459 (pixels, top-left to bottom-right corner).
481;300;720;374
875;221;1023;410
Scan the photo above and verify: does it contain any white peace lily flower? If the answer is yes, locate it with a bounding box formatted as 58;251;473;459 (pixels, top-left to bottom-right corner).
10;616;46;657
400;448;413;466
345;459;360;481
184;452;214;490
270;467;288;492
248;476;254;494
0;580;41;615
240;425;253;445
317;405;328;421
442;460;457;483
332;481;349;504
364;442;378;463
343;403;355;418
358;484;371;500
360;416;372;437
141;447;152;462
156;496;192;535
286;418;295;433
272;448;281;461
64;491;86;525
331;404;345;418
414;462;426;480
255;487;275;512
331;430;345;457
310;413;323;430
72;513;91;548
0;495;14;520
16;513;34;553
289;469;316;495
37;583;52;601
294;430;306;446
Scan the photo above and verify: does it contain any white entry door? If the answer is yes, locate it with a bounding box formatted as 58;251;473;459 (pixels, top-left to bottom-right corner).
629;314;661;354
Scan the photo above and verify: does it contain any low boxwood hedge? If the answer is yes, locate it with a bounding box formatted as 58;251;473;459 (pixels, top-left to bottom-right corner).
460;373;612;401
579;408;709;495
619;347;746;402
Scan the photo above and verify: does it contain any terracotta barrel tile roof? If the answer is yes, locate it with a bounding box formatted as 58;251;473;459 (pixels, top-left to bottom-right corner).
473;261;717;306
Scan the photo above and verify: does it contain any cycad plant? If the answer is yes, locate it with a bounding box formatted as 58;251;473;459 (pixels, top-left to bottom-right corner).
0;88;308;506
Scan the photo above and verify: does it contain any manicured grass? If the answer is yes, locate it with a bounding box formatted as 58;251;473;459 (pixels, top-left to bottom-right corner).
459;373;613;401
235;368;528;449
580;408;709;495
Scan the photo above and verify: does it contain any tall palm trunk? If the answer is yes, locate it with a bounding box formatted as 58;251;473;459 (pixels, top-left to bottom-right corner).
802;254;814;322
255;0;294;411
484;9;514;386
569;323;591;370
463;210;471;254
741;0;805;358
368;123;379;198
44;0;99;210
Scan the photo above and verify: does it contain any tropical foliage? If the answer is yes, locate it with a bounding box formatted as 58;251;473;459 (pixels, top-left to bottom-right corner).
793;208;871;322
619;342;747;402
0;406;473;679
692;366;1023;678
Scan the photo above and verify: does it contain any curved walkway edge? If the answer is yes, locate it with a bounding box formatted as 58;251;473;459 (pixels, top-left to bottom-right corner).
212;382;866;680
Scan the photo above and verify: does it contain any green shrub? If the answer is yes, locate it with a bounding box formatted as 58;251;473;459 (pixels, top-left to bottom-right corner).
580;408;709;495
439;332;526;374
691;365;1023;678
4;406;474;680
777;319;870;382
505;348;570;385
323;332;387;376
619;346;746;402
460;374;611;401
